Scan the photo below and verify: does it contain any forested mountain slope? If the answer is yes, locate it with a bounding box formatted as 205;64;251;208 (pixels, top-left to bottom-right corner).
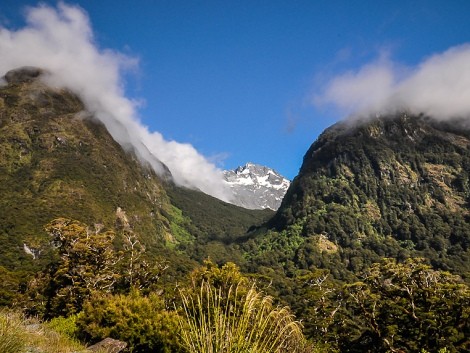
265;113;470;280
0;67;175;264
0;68;270;302
1;68;469;353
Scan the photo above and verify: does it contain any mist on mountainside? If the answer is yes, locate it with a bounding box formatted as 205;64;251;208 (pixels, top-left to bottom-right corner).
0;2;233;202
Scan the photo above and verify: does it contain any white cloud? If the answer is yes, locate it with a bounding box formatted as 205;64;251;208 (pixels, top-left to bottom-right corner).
314;59;396;115
0;2;232;201
314;44;470;121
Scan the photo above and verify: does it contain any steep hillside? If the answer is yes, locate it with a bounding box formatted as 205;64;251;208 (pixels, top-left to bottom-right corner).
167;184;273;264
0;68;180;275
0;68;272;302
262;113;470;280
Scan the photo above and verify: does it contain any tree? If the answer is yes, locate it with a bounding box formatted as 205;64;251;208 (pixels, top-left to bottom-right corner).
292;269;343;350
23;217;169;318
43;218;120;317
116;231;168;293
340;258;470;352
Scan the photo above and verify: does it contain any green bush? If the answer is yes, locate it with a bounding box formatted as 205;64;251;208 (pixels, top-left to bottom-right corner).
46;314;80;340
77;289;182;353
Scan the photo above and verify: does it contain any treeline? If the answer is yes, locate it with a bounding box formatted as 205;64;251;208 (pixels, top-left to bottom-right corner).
11;218;309;353
4;217;469;352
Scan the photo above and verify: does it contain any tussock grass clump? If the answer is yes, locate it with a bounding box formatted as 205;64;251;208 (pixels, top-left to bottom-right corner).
0;311;25;353
178;281;310;353
0;310;91;353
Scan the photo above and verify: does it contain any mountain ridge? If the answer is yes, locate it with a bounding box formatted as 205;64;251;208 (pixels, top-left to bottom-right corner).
0;67;270;289
0;68;176;248
224;162;290;210
265;113;470;280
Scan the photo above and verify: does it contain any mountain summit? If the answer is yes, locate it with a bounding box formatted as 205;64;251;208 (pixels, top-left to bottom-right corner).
270;113;470;278
224;162;290;210
0;66;186;280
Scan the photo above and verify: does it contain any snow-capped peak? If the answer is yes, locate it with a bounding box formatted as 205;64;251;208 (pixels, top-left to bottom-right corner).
224;162;290;210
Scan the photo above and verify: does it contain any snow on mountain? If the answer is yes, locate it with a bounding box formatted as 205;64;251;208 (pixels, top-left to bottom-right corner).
224;162;290;210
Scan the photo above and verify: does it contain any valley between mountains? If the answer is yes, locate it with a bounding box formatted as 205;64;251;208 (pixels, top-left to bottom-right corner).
1;67;469;352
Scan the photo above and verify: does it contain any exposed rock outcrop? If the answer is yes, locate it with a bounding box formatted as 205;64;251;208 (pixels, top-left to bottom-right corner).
4;66;44;83
87;338;127;353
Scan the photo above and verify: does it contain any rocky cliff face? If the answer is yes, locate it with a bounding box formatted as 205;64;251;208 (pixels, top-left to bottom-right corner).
224;162;290;210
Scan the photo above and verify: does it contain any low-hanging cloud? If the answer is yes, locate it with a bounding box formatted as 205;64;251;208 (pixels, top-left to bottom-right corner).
314;44;470;121
0;2;232;201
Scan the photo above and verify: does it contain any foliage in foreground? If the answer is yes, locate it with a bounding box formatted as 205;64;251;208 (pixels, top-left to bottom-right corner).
14;218;470;352
178;262;310;353
75;261;311;353
340;258;470;352
295;258;470;352
23;218;166;319
77;289;182;353
0;310;93;353
0;311;25;353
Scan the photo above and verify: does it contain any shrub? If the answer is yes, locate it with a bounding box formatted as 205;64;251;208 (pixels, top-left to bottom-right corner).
77;289;182;353
46;314;80;339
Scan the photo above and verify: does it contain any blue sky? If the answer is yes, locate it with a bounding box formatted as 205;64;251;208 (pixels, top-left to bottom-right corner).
2;0;470;183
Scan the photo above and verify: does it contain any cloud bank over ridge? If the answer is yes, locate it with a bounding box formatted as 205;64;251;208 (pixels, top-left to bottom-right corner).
315;45;470;121
0;2;232;201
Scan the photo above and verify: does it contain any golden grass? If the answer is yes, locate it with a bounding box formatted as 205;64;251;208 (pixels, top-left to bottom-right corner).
0;311;25;353
178;281;310;353
0;310;107;353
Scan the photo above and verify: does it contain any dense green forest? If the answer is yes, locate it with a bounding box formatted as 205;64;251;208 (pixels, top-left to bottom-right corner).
5;216;468;352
